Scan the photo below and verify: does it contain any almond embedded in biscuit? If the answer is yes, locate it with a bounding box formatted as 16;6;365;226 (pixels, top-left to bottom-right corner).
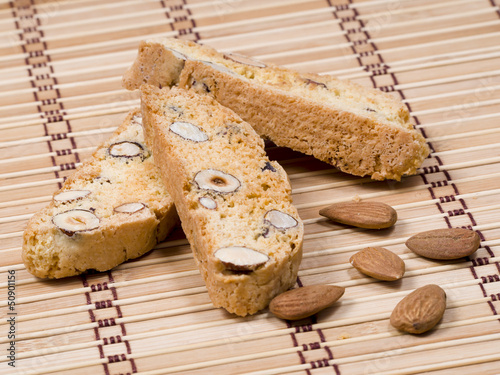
170;121;209;142
199;197;217;210
114;202;146;214
53;190;90;203
52;209;100;237
264;210;298;230
165;47;188;61
108;141;146;159
223;52;267;68
302;77;328;89
214;246;269;272
194;169;241;194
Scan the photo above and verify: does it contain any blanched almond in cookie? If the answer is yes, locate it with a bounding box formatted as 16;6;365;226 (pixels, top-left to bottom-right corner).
132;115;142;124
302;78;328;89
200;61;235;75
170;121;208;142
264;210;298;230
114;202;146;214
165;47;188;61
214;246;269;271
194;169;240;194
52;209;99;236
224;52;266;68
199;197;217;209
108;141;146;159
53;190;90;203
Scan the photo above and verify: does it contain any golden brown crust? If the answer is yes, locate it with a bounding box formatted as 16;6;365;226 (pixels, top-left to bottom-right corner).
22;110;178;279
141;86;303;316
122;41;186;90
123;38;429;180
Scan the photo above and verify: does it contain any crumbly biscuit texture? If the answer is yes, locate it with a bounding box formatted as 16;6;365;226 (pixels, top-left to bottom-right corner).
123;38;429;180
141;85;304;316
22;110;178;279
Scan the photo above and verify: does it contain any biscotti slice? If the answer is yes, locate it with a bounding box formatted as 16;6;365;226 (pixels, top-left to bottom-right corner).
123;37;429;181
141;85;303;316
22;110;178;279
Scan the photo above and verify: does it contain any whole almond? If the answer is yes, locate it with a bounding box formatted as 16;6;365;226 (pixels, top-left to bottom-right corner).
319;201;397;229
406;228;480;260
269;285;345;320
390;284;446;334
350;247;405;281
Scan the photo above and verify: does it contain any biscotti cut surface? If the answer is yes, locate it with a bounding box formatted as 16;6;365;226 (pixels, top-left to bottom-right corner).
22;110;178;279
123;37;429;181
141;85;304;316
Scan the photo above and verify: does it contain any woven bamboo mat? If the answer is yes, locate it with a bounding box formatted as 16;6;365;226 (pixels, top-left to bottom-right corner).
1;0;500;374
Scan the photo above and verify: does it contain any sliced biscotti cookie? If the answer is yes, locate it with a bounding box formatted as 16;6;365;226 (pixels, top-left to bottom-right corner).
22;110;178;279
141;85;303;316
123;37;429;181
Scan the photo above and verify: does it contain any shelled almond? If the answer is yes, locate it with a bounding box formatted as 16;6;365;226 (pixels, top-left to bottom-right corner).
390;284;446;334
350;247;405;281
406;228;480;259
319;201;397;229
269;285;345;320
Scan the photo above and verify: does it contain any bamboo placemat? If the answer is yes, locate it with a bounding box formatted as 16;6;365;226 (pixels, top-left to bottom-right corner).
1;0;500;374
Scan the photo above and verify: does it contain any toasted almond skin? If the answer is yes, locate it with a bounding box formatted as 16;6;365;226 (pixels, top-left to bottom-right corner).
390;284;446;334
269;285;345;320
350;247;405;281
319;201;397;229
406;228;480;260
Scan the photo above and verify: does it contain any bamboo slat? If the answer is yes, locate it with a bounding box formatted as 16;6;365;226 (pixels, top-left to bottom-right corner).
1;0;500;374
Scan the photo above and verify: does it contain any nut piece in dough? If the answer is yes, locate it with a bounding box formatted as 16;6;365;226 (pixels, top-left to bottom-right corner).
52;209;100;236
199;197;217;210
262;161;276;172
108;141;146;159
223;52;267;68
166;47;188;61
264;210;298;230
132;115;142;124
214;246;269;272
114;202;146;214
194;169;240;194
53;190;90;203
302;78;328;89
200;61;235;75
170;121;209;142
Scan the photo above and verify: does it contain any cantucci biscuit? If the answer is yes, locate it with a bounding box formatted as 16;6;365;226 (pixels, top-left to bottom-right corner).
123;37;429;181
22;110;178;278
140;85;303;316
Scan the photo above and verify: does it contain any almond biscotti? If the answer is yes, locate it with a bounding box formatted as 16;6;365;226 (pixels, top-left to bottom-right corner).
22;110;178;279
141;85;303;316
123;37;429;181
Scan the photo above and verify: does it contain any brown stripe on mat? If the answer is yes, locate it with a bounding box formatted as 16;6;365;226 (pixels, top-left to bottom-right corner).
278;2;363;373
285;277;341;375
160;0;200;41
9;0;80;189
339;0;500;331
490;0;500;17
82;272;138;375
